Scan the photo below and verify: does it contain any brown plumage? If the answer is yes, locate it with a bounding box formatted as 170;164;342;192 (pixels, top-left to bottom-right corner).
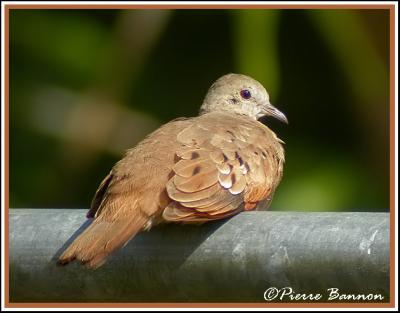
58;73;287;269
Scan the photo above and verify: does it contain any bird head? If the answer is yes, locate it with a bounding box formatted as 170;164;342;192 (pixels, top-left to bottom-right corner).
200;73;288;123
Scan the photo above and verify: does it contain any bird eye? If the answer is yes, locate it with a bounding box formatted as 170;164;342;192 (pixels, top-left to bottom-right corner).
240;89;251;99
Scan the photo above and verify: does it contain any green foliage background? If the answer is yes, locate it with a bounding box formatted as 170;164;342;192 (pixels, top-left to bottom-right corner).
9;9;390;212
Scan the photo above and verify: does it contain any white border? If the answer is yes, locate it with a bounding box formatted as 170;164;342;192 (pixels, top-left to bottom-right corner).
0;1;398;5
394;0;399;310
1;1;398;311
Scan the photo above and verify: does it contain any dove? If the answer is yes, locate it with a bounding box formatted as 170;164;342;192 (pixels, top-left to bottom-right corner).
58;73;288;269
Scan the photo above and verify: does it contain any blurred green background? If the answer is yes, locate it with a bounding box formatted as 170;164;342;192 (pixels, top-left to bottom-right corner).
9;9;390;212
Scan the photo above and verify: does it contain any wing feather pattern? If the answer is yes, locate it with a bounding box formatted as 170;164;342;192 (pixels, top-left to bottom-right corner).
163;113;284;222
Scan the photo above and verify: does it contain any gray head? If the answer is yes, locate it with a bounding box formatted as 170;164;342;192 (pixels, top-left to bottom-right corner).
200;73;288;123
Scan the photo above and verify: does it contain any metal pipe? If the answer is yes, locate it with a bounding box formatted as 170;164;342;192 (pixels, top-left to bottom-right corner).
9;209;389;302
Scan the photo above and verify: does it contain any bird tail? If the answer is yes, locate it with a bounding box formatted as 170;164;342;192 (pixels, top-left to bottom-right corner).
58;213;148;269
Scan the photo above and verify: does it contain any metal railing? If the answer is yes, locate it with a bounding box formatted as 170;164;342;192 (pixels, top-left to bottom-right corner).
9;209;389;302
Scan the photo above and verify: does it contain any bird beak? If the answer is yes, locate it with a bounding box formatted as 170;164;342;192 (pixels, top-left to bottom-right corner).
262;104;288;124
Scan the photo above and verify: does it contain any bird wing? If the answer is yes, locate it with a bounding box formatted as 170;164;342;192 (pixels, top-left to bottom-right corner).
86;172;113;218
163;112;284;222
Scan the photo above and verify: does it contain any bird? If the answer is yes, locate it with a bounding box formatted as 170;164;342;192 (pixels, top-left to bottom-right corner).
58;73;288;269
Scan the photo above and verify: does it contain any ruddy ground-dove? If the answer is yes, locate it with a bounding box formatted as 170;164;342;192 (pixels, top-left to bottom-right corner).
58;73;287;268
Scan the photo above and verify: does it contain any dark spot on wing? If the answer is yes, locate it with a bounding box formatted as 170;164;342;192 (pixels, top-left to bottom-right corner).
167;170;175;180
235;151;244;166
192;166;201;175
231;173;237;185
